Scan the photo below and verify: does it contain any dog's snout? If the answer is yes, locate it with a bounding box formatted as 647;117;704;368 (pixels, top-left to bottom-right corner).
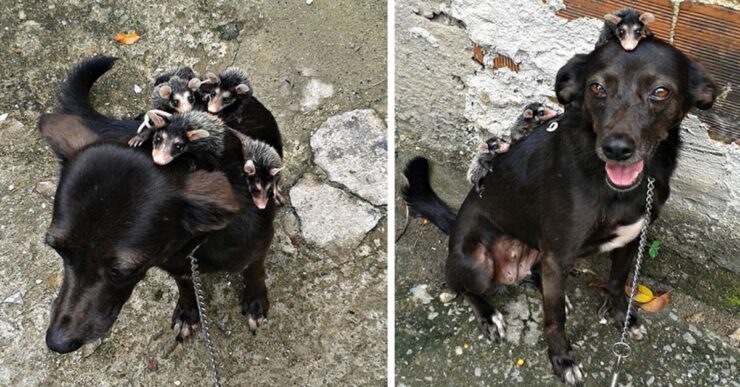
45;327;82;354
601;135;635;161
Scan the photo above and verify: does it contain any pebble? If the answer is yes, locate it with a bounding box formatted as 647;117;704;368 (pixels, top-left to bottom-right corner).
683;332;696;345
474;367;481;377
306;0;314;4
134;84;142;93
428;312;439;320
455;346;463;355
439;291;456;303
410;284;433;304
3;291;23;305
0;112;7;124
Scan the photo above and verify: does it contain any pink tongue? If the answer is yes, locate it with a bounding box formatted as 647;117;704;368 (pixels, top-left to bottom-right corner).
605;160;644;186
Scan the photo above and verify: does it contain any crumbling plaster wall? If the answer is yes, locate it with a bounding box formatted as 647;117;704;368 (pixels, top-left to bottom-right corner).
396;0;739;273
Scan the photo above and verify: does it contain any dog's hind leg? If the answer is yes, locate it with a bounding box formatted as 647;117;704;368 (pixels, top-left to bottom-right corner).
446;234;506;343
607;239;646;340
541;252;585;385
241;257;270;335
171;275;200;342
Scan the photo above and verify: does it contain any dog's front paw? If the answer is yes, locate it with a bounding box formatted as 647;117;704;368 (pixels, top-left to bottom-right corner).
610;306;645;341
172;302;200;342
479;310;506;344
241;291;269;335
551;353;586;385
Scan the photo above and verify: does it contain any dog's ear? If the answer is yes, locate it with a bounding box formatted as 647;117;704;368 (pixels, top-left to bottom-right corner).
555;54;589;105
180;171;242;234
687;60;717;110
38;113;99;163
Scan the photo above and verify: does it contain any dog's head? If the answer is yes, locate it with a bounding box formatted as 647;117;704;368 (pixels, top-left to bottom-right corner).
38;115;241;353
555;39;717;190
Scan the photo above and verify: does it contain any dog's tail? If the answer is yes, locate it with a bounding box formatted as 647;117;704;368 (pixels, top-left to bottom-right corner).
401;157;457;235
58;56;138;133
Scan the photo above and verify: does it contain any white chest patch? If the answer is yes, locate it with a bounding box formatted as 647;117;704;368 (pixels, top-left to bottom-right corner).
599;218;645;252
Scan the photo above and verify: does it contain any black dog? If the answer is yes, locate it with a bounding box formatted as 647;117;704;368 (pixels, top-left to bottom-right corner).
403;38;716;384
40;57;280;353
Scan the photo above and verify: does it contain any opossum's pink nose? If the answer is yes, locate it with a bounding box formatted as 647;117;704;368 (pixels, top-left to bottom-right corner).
499;143;511;153
543;110;558;120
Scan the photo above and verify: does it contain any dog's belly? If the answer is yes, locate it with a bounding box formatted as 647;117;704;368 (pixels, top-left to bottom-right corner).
598;218;645;252
474;237;541;285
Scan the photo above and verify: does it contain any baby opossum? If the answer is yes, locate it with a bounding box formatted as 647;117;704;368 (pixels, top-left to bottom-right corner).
467;137;510;196
199;68;284;157
596;8;655;51
150;67;204;114
227;128;284;209
510;102;558;142
129;110;225;169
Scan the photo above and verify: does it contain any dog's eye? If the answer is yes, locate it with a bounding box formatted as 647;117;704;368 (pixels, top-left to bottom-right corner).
589;83;607;98
650;87;671;101
107;268;129;282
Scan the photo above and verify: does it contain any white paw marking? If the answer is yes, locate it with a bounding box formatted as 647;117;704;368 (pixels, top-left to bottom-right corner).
564;294;573;317
491;311;506;338
628;324;647;340
563;363;586;385
173;320;199;339
247;317;258;332
438;291;456;304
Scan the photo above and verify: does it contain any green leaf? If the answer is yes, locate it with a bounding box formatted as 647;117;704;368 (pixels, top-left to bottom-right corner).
648;240;661;258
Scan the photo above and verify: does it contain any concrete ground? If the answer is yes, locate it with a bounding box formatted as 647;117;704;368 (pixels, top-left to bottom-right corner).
0;1;386;386
395;0;739;386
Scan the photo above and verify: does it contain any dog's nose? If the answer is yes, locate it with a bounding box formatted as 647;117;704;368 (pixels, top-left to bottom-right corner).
601;135;635;161
45;328;82;354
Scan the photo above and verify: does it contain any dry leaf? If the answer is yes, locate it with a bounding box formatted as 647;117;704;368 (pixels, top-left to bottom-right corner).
472;43;484;65
639;291;670;313
625;284;654;303
114;32;141;45
686;311;705;323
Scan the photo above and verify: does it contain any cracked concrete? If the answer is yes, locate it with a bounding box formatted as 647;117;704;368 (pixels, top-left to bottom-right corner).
0;1;386;385
396;0;739;385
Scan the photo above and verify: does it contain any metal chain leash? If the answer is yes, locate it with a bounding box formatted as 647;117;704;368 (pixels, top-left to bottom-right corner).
609;176;655;387
188;243;222;387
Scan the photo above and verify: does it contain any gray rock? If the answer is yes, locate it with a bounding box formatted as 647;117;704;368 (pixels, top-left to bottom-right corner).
34;180;56;198
311;109;387;205
290;175;381;253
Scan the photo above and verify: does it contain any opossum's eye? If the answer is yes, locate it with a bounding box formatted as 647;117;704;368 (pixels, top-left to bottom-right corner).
649;87;671;101
589;83;607;99
174;143;184;151
171;99;179;107
635;28;642;35
187;95;194;103
618;28;625;37
538;110;545;116
153;135;162;144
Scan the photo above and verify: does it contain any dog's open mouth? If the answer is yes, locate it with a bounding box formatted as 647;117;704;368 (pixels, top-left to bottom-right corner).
605;159;644;190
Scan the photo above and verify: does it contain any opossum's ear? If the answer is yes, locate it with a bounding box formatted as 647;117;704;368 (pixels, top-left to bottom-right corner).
187;78;202;90
180;171;242;234
269;167;284;176
235;84;251;95
146;110;168;128
159;85;172;99
555;53;588;105
204;72;220;85
639;13;655;25
244;160;256;176
687;60;717;110
186;129;210;141
604;13;621;25
38;113;100;163
226;127;252;159
522;109;534;118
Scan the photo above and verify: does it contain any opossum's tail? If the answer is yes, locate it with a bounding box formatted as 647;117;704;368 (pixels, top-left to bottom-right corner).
401;157;457;235
58;56;139;133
